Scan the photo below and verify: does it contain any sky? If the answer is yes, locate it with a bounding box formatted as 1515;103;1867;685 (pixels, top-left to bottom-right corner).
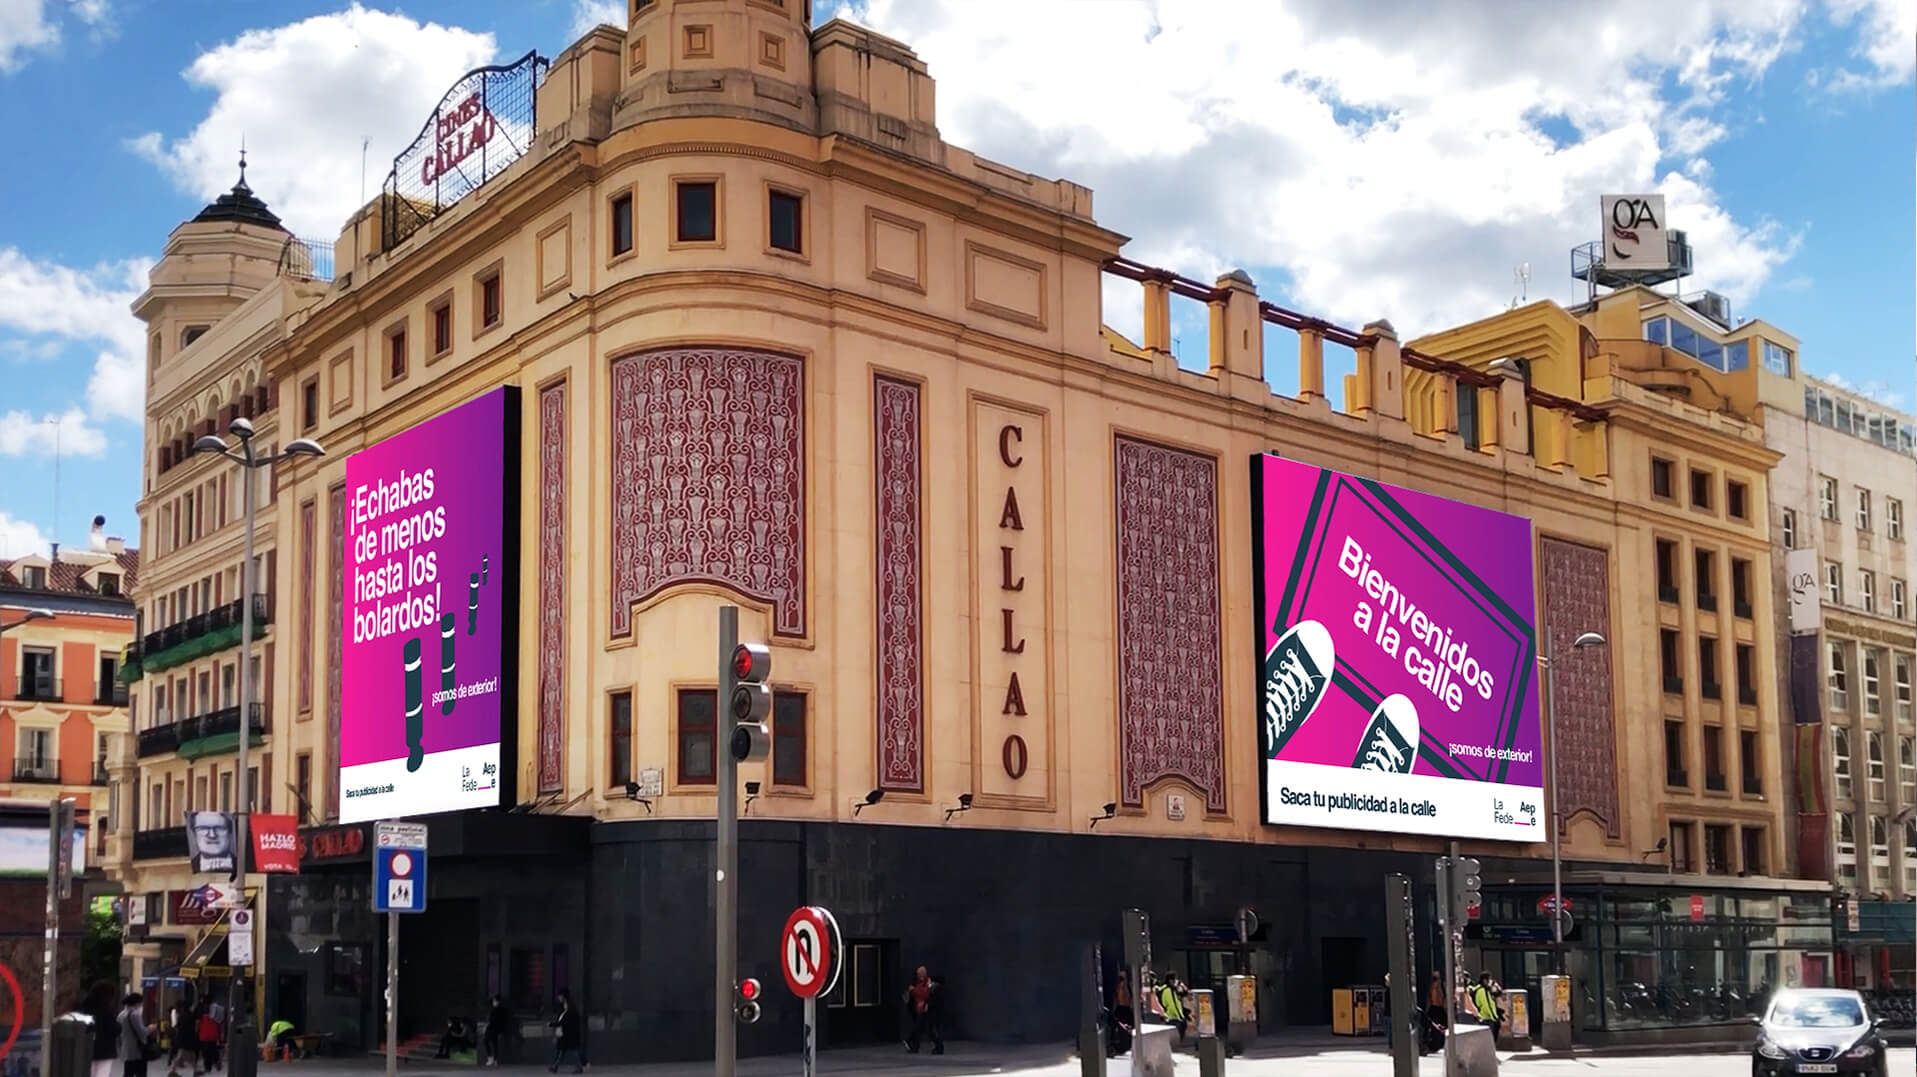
0;0;1910;559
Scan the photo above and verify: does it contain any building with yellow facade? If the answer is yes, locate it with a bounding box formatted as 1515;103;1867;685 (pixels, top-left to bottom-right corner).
109;2;1837;1055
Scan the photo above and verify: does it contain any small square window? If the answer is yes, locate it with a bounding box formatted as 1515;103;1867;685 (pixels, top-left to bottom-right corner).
479;274;502;329
676;180;718;244
676;688;717;786
1651;457;1674;499
432;302;453;356
1727;480;1748;520
610;192;634;257
769;189;803;255
1689;468;1713;511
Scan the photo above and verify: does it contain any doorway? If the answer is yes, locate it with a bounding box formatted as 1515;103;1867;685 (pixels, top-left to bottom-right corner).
1318;937;1367;1022
273;972;308;1035
396;898;481;1040
820;938;899;1047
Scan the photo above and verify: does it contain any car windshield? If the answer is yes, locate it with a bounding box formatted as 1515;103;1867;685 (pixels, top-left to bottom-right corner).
1769;996;1865;1028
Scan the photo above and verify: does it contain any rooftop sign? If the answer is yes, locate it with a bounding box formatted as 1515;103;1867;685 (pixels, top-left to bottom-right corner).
382;49;548;250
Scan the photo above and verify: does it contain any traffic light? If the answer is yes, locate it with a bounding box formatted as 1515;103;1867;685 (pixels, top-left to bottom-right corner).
735;977;763;1024
728;642;772;763
1449;856;1482;924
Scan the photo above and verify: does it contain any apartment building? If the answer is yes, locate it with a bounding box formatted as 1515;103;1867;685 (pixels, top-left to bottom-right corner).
0;519;138;849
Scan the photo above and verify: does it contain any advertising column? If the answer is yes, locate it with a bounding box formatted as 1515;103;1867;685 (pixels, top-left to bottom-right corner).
1251;454;1545;841
339;387;521;824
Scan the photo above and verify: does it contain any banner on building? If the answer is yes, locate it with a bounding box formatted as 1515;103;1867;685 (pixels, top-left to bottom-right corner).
1250;453;1544;842
185;810;237;875
251;813;301;873
1786;548;1821;635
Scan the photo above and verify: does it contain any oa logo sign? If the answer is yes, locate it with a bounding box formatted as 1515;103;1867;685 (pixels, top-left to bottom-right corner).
1608;196;1663;263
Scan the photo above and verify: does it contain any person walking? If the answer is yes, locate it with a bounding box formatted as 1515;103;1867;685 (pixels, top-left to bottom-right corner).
119;994;157;1077
903;966;943;1055
195;1003;223;1073
484;995;511;1066
547;990;585;1073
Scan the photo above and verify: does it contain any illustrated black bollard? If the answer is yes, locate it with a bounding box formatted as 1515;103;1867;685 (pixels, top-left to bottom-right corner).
403;638;424;771
440;613;457;715
467;572;480;635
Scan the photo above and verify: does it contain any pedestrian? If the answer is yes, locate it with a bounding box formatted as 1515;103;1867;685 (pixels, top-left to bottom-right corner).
120;994;158;1077
484;995;511;1066
86;982;121;1077
1106;971;1134;1058
903;966;943;1055
195;1004;222;1073
1469;972;1503;1040
1154;975;1188;1041
547;989;585;1073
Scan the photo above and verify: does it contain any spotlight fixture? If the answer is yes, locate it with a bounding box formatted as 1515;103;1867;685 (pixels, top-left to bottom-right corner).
745;780;761;816
1089;802;1118;829
944;793;974;822
852;789;884;817
623;781;652;814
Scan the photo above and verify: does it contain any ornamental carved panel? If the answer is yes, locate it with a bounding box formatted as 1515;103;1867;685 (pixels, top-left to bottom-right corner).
874;375;923;793
1114;436;1226;812
609;348;805;637
1539;536;1620;838
538;382;567;794
326;485;344;819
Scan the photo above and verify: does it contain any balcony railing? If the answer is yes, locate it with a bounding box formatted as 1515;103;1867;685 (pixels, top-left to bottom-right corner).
11;759;60;784
119;642;143;684
135;703;268;759
138;594;272;677
91;762;109;786
1666;767;1688;788
1657;584;1679;604
1706;770;1728;793
13;675;60;702
132;826;187;862
95;683;129;706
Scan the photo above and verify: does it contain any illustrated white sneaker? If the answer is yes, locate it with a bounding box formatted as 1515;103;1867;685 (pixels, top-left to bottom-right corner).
1353;693;1419;773
1262;619;1335;756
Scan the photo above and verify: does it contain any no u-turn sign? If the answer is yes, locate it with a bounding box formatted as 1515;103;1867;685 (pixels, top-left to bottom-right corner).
780;905;842;999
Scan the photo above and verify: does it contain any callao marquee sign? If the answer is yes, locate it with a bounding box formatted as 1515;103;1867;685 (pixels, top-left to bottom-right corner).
383;49;548;249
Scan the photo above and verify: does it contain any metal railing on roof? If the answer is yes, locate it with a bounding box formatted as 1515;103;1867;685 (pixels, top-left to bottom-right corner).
278;236;335;283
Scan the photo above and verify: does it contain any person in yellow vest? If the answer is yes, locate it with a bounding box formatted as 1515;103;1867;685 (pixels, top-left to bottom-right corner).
1154;976;1189;1040
1469;972;1503;1040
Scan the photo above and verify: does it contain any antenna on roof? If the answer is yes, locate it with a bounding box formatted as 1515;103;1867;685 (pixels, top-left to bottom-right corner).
1511;263;1531;308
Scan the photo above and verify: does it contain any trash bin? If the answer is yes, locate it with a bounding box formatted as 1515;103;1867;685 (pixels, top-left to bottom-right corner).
50;1013;94;1077
228;1021;259;1077
1331;988;1355;1034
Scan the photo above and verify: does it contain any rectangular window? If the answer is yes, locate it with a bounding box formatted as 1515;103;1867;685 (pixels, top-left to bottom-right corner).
1861;569;1877;614
1669;821;1694;873
1731;557;1753;619
1740;730;1761;796
1664;719;1687;787
219;771;233;812
1826;561;1843;605
1651;457;1674;499
1864;649;1882;717
1703;724;1725;791
1762;340;1792;375
1689;468;1713;511
17;728;53;775
1727;480;1748;521
1820;476;1839;521
1858;488;1873;531
21;647;54;700
1828;641;1849;713
1698;636;1720;701
609;690;633;789
1457;387;1479;451
610;191;634;257
301;378;319;431
1889;498;1904;541
772;689;806;787
1736;643;1757;706
1694;549;1716;611
479;273;502;328
1704;824;1731;873
1869;732;1887;802
1900;735;1915;805
388;327;407;380
1741;826;1767;875
1896;654;1913;721
675;180;718;243
1655;539;1678;603
296;752;312;823
676;688;717;785
1660;628;1683;694
432;301;453;355
768;189;804;254
1894;578;1908;620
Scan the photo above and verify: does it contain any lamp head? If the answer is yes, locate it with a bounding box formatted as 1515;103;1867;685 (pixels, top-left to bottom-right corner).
1573;632;1607;650
283;438;326;458
227;417;255;440
25;608;53;622
192;435;229;457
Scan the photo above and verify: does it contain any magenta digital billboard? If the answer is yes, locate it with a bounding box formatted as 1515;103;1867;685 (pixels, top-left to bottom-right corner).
1252;453;1543;841
339;387;520;823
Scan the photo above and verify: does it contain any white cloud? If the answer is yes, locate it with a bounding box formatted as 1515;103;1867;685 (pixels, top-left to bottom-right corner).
0;246;150;425
0;407;108;458
843;0;1837;336
0;0;110;73
0;511;48;559
128;4;498;239
570;0;625;39
1820;0;1917;90
1818;370;1909;411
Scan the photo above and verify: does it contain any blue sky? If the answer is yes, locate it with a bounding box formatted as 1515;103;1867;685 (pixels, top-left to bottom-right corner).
0;0;1910;559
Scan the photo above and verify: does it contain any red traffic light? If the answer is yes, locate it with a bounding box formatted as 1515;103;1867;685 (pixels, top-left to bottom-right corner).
738;977;761;1001
732;642;771;682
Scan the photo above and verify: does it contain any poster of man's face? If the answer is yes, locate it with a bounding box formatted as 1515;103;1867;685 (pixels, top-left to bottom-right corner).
185;811;236;875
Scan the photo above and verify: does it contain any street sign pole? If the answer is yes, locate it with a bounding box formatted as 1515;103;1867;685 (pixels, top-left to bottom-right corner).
715;606;740;1077
385;910;398;1077
802;994;815;1077
40;797;73;1077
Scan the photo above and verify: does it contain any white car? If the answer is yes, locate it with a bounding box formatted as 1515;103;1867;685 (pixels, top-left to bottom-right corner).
1751;988;1889;1077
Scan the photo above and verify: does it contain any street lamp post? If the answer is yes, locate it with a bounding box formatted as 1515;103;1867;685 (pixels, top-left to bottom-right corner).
192;418;323;1050
1542;629;1606;972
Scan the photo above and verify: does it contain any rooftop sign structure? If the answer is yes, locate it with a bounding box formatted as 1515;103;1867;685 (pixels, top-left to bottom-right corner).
382;49;548;251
